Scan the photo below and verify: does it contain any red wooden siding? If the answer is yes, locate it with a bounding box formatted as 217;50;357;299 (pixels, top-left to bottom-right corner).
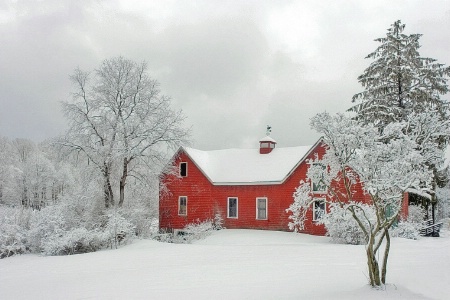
159;151;214;230
160;141;371;236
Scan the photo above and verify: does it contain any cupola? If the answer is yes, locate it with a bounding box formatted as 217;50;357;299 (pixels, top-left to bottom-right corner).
259;125;277;154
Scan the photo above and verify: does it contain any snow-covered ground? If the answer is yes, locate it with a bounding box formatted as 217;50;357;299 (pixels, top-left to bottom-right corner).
0;229;449;300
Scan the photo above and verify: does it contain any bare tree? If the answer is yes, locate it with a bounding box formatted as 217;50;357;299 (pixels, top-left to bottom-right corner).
61;57;189;208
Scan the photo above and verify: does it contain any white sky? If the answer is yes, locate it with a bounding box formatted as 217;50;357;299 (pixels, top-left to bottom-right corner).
1;0;450;150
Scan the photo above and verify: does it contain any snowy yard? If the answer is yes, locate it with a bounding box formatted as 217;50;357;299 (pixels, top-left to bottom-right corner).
0;229;449;300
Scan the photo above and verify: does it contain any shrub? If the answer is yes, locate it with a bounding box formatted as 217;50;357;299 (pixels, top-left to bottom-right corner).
41;228;105;255
321;203;376;245
119;205;158;238
390;205;425;240
390;221;421;240
159;219;218;244
27;205;67;253
103;210;136;249
0;207;31;259
213;213;224;230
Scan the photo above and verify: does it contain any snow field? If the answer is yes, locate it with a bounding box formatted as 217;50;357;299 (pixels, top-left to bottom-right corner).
0;229;449;299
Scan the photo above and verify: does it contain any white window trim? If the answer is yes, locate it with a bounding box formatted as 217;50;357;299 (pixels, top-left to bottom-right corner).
312;198;326;221
310;163;327;194
180;162;188;177
311;179;327;194
227;197;238;219
178;196;187;216
256;197;268;220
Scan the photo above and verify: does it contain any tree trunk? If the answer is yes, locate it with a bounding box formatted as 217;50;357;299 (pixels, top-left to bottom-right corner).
103;163;114;208
366;234;382;287
22;178;28;207
381;229;390;284
118;157;128;207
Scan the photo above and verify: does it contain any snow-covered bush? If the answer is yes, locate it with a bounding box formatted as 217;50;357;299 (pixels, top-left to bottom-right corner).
119;205;158;238
27;197;111;255
436;187;450;220
321;203;376;245
213;213;224;230
390;221;420;240
407;205;427;223
41;228;105;256
103;210;136;249
27;205;67;252
165;219;216;244
390;205;425;240
0;207;31;258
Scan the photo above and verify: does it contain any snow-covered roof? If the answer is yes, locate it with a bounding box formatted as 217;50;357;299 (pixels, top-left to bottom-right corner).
405;188;432;200
259;135;277;143
183;141;320;185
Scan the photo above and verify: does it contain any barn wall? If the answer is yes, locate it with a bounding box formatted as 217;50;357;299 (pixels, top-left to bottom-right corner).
212;142;328;234
159;151;214;231
159;142;372;236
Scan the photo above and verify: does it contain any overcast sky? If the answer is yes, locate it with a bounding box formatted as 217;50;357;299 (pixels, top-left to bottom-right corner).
1;0;450;151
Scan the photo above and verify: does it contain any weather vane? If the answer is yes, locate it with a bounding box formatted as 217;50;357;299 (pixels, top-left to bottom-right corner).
266;125;272;136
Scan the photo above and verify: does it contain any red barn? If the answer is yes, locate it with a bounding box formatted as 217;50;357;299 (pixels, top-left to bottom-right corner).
159;136;372;235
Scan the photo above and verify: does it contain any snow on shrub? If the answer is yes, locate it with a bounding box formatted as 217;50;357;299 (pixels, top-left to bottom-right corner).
41;228;105;256
321;202;376;245
390;221;420;240
0;207;31;258
159;218;219;244
390;205;425;240
27;205;67;253
119;205;158;238
213;213;224;230
407;205;427;223
103;210;136;249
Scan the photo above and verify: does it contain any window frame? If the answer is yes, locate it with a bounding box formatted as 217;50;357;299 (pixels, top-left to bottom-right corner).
227;197;238;219
179;162;187;177
312;198;326;221
310;163;327;194
256;197;268;220
178;196;187;216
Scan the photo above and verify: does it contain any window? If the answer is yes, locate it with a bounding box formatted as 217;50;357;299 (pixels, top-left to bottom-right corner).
256;197;267;220
312;179;327;193
227;197;238;218
260;142;275;149
178;196;187;216
311;163;327;193
313;199;326;221
180;162;187;177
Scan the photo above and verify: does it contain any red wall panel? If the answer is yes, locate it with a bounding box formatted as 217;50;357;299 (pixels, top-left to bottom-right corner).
160;142;373;236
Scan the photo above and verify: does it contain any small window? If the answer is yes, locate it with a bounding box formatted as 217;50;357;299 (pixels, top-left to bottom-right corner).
313;199;326;221
227;197;238;218
256;197;267;220
178;196;187;215
180;162;187;177
312;179;327;193
311;163;327;193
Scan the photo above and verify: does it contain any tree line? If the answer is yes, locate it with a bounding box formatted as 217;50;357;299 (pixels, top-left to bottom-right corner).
0;57;189;257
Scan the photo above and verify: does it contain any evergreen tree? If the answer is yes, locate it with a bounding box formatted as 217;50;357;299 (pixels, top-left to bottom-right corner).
349;20;450;217
349;20;450;126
